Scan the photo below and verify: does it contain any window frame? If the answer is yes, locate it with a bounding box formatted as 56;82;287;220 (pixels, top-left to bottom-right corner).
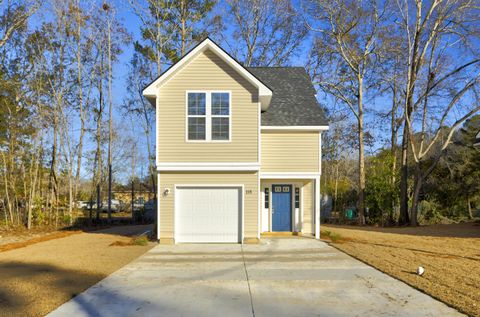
185;90;232;143
186;92;207;141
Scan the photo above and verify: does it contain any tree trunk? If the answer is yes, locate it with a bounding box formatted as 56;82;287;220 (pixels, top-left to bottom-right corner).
141;102;156;198
107;17;113;224
131;180;135;224
357;78;366;225
95;73;103;222
400;3;422;226
467;197;473;219
96;184;101;222
410;167;423;226
1;152;13;225
27;145;40;229
49;114;59;226
390;83;398;224
399;114;410;225
180;0;186;56
68;161;73;226
333;163;339;212
155;7;163;75
74;5;85;211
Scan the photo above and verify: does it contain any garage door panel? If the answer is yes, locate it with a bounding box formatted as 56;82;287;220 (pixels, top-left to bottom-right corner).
176;187;241;243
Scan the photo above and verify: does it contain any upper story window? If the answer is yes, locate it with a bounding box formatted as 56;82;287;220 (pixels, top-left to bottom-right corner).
187;91;231;142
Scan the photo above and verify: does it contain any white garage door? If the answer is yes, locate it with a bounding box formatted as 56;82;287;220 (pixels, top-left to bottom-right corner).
175;186;241;243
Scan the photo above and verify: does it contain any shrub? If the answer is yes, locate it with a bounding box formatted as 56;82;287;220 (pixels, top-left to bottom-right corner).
321;230;342;243
329;232;342;243
132;236;148;246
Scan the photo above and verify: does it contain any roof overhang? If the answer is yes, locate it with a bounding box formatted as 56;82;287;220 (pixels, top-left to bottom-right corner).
142;38;273;111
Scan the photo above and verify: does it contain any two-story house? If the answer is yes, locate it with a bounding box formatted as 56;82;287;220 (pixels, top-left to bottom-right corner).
143;38;328;244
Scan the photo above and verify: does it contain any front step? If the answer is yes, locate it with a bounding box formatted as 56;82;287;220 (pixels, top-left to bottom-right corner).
261;232;300;237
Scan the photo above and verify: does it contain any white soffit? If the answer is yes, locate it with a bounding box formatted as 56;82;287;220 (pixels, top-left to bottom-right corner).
142;38;272;110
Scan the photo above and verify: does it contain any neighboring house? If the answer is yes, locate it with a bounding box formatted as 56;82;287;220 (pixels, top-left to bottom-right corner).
475;130;480;147
143;38;328;244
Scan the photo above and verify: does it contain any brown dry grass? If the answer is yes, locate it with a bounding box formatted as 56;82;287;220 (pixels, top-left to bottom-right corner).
321;222;480;317
0;225;154;317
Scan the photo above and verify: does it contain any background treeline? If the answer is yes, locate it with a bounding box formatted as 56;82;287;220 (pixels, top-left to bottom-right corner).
0;0;479;229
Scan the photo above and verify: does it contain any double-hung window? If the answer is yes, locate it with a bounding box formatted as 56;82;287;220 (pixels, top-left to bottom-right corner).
187;91;231;141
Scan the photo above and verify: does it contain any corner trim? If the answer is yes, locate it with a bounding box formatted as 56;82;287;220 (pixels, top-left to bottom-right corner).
157;173;161;240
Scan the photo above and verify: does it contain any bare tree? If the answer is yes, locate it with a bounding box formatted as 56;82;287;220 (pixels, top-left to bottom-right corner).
320;106;357;213
396;0;480;225
373;31;407;221
103;2;114;223
71;0;96;211
124;52;157;197
307;0;388;224
224;0;308;66
33;0;76;226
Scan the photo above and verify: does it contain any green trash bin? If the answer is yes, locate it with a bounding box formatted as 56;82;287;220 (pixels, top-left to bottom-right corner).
345;208;355;220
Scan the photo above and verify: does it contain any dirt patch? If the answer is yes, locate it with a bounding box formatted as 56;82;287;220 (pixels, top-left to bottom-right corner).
0;226;60;247
322;223;480;317
0;225;154;317
0;231;81;253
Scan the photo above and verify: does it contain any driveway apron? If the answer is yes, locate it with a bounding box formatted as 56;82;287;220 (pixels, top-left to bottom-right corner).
47;238;464;317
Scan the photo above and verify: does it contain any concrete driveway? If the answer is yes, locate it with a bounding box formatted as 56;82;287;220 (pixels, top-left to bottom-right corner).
48;238;463;317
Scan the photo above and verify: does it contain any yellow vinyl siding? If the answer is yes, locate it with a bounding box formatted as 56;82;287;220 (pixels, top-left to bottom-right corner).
157;49;259;162
260;179;314;235
261;131;319;172
159;172;258;242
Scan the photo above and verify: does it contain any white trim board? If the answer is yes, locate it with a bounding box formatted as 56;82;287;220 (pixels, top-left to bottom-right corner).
314;176;320;239
318;132;322;173
260;172;321;179
261;126;329;132
143;38;272;111
157;173;161;241
157;162;261;171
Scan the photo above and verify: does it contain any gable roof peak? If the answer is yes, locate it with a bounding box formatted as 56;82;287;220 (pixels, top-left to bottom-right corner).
142;37;272;110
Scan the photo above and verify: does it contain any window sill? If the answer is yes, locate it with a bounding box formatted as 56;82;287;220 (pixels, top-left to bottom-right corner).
186;140;232;143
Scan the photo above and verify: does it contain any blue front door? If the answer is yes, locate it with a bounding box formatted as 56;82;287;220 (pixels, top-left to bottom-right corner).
272;184;292;231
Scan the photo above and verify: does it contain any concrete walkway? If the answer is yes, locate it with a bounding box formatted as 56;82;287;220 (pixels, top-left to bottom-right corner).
48;238;463;317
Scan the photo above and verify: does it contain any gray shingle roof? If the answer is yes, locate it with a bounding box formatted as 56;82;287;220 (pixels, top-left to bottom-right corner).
247;67;328;126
